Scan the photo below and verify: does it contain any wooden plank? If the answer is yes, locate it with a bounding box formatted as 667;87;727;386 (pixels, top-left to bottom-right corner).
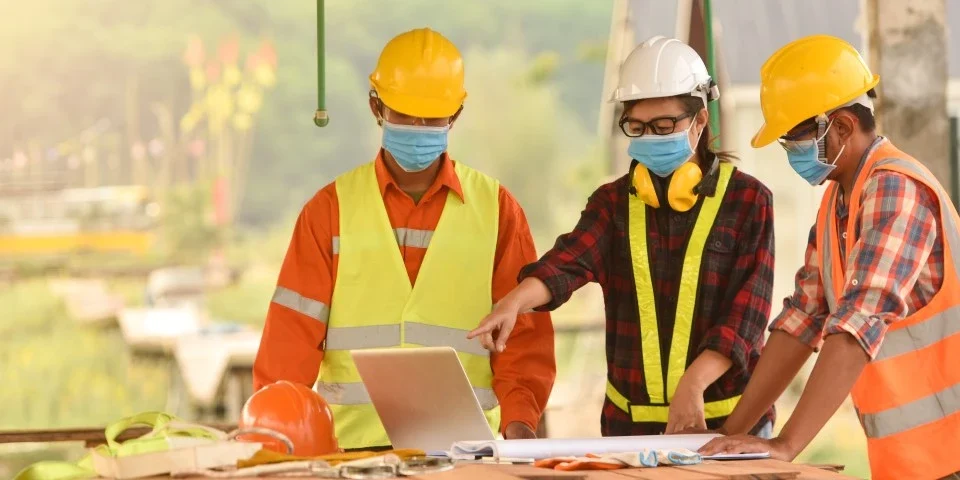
675;461;800;480
717;460;853;480
611;467;721;479
0;423;236;447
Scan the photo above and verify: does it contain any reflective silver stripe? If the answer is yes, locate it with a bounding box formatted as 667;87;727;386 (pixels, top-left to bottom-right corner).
316;381;370;405
862;381;960;438
875;305;960;361
394;228;433;249
404;322;490;357
316;381;499;410
331;229;433;256
821;185;840;314
325;325;401;350
272;286;329;323
474;387;499;410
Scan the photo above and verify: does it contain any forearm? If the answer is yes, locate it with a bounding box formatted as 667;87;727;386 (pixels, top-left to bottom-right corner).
500;277;553;312
777;333;869;457
678;350;732;393
722;331;811;434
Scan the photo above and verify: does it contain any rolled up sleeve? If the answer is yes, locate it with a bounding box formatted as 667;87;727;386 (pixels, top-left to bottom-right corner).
769;225;831;351
519;183;616;311
823;172;939;358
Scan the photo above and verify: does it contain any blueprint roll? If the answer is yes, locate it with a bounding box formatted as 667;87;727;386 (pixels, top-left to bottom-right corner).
449;434;725;460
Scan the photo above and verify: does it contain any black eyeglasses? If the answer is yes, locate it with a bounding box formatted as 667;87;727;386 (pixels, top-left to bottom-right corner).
619;112;694;138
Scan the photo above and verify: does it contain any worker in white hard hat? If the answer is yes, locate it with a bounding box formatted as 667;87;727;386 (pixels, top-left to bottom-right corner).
469;36;777;437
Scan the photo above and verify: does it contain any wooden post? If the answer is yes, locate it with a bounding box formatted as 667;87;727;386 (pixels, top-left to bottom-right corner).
863;0;950;196
597;0;634;176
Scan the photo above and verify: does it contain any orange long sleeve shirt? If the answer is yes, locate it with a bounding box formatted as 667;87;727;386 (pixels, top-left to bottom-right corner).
253;152;556;432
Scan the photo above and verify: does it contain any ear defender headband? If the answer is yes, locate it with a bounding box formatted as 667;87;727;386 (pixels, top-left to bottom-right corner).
629;155;719;212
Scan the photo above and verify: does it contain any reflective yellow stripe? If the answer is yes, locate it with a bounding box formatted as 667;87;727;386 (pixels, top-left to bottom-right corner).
667;165;733;401
628;163;734;407
316;381;499;410
605;380;739;423
271;286;330;323
628;187;663;404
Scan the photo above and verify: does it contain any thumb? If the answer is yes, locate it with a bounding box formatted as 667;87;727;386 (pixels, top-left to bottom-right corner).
494;321;514;352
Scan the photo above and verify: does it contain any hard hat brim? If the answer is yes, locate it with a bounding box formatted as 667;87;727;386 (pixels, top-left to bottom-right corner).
751;123;778;148
377;88;465;118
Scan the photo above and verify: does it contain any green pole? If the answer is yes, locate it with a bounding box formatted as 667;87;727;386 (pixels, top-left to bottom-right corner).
314;0;329;127
703;0;719;149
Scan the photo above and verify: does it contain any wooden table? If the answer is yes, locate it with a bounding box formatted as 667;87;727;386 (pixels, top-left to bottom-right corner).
163;461;854;480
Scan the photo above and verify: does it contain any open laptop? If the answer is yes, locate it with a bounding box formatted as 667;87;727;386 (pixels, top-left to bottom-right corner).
351;346;497;452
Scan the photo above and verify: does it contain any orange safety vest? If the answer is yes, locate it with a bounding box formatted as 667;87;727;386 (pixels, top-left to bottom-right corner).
816;139;960;480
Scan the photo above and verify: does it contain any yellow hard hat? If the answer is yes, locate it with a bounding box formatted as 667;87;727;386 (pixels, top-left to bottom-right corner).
369;28;466;118
751;35;880;148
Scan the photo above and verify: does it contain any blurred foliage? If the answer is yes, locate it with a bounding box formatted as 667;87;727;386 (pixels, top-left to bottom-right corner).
1;0;613;231
0;280;168;431
160;182;224;263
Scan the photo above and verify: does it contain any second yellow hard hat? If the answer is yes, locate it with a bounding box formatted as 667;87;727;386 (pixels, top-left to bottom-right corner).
752;34;880;148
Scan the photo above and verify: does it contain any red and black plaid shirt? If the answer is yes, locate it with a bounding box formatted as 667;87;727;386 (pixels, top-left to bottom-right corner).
521;167;776;436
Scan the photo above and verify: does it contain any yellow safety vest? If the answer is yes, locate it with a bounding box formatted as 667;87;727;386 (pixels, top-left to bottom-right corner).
606;162;741;424
318;160;501;449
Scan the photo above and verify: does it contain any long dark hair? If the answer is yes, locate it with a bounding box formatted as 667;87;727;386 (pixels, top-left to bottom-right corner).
676;96;738;170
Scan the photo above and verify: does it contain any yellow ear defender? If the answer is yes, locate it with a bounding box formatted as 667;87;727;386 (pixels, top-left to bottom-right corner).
629;155;720;212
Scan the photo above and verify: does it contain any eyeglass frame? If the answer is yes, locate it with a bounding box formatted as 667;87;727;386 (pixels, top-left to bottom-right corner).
618;111;695;138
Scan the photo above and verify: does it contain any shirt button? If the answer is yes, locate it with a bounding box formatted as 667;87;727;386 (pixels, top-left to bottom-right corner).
852;279;859;286
841;232;847;240
715;240;722;248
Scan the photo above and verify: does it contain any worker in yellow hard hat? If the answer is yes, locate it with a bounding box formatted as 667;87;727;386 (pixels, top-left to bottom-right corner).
699;34;960;480
253;28;556;449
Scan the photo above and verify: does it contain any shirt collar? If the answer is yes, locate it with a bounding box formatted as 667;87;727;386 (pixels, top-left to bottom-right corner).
851;136;886;182
374;150;465;202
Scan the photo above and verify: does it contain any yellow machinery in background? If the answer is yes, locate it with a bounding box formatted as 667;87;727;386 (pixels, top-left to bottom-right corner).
0;184;160;257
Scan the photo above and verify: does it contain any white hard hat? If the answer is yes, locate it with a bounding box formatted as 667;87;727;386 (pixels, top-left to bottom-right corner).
609;35;719;104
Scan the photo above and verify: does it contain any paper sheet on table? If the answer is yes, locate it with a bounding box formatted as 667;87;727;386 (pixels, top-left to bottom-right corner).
448;434;730;460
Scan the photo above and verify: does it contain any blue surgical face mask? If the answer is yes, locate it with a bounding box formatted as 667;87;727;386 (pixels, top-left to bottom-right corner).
627;123;701;177
381;120;449;172
781;121;844;186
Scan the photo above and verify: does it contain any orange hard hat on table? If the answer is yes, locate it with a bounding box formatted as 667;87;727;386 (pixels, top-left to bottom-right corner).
237;380;339;456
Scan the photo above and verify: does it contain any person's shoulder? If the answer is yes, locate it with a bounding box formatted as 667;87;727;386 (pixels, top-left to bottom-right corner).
864;168;940;212
591;172;631;200
726;165;773;205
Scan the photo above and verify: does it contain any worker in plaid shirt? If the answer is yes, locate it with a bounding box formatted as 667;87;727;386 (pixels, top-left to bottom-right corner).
700;36;960;480
469;36;776;437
